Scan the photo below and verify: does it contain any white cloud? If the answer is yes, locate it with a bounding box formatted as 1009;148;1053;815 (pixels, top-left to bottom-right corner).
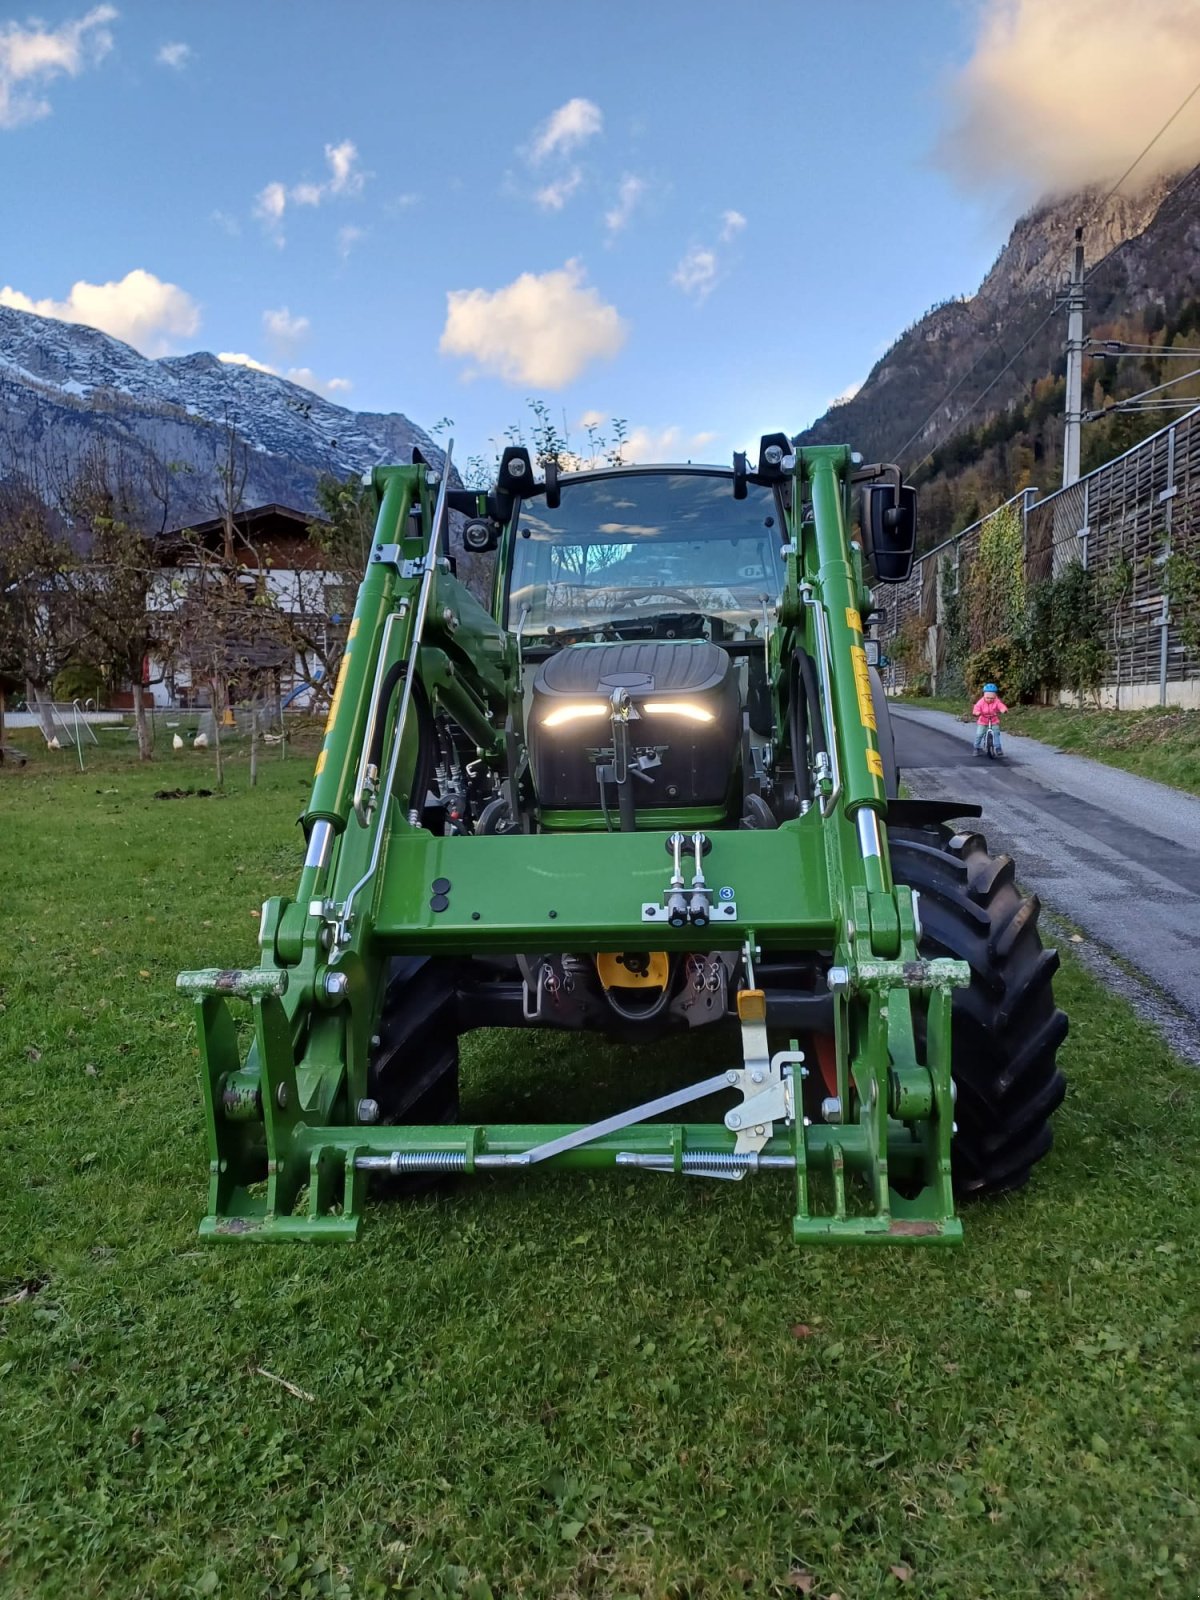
534;167;583;211
289;368;352;396
255;180;286;223
671;246;718;301
530;97;603;162
217;351;351;397
577;408;607;430
263;305;310;356
621;425;719;462
939;0;1200;194
252;140;367;241
0;4;116;129
440;259;627;389
211;209;240;236
218;351;274;374
156;41;190;70
719;209;746;243
829;380;863;407
0;269;200;356
337;224;365;258
605;174;646;235
325;139;363;195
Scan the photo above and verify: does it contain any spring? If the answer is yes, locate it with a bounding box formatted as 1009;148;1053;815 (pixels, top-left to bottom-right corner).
680;1150;748;1173
382;1150;468;1174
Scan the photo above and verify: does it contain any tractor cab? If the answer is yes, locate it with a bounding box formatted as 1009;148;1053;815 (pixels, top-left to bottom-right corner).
499;463;787;830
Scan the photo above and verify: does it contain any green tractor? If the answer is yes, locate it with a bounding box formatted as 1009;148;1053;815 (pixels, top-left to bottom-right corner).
179;437;1066;1243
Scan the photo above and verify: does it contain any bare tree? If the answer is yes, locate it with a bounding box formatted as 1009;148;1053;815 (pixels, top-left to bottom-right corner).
60;445;173;760
0;473;85;743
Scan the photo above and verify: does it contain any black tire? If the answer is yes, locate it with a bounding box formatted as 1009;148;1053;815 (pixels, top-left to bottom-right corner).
367;957;460;1189
889;824;1067;1197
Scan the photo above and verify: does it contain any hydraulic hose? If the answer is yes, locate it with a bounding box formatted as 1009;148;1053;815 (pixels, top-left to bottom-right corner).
367;661;437;822
789;648;825;809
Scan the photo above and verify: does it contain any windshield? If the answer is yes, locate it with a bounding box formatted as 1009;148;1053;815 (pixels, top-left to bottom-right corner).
508;471;784;640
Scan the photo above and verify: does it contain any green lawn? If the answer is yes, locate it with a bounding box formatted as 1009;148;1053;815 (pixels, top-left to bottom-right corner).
2;745;1199;1599
894;698;1200;797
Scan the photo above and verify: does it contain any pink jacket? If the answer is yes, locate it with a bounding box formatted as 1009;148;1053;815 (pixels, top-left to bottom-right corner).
973;696;1007;725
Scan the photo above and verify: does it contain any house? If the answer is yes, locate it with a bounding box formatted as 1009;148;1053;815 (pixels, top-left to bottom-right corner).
146;503;348;710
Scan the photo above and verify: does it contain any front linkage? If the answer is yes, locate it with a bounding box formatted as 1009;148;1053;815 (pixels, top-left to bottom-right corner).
179;445;971;1244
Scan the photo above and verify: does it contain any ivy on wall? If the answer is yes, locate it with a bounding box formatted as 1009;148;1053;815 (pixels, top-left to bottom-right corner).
964;504;1025;652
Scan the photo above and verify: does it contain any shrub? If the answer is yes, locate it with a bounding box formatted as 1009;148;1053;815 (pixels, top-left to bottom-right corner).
964;637;1034;703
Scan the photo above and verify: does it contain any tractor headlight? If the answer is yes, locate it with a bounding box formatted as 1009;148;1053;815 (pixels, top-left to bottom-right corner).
541;701;609;729
642;700;714;723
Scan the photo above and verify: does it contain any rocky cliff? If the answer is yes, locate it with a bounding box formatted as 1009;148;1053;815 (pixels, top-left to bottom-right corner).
798;166;1200;471
0;305;442;524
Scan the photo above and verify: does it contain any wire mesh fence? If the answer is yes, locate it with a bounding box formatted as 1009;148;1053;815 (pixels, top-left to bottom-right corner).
879;405;1200;703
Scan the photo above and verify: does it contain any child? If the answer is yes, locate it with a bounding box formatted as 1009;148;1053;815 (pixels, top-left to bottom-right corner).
972;682;1007;755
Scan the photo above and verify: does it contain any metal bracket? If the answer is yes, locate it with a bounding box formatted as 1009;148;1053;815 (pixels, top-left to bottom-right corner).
371;543;403;567
725;988;800;1153
642;897;737;923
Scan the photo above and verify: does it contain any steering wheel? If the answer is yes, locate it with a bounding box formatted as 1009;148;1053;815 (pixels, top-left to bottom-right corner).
601;586;704;611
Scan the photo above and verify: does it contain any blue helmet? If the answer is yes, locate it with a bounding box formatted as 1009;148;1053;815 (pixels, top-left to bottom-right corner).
983;682;998;693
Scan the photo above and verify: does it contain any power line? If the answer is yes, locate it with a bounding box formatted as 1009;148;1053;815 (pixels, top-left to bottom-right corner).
896;74;1200;474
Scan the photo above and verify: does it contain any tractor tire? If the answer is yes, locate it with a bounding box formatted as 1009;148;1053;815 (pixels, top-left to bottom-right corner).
888;823;1067;1198
367;958;460;1188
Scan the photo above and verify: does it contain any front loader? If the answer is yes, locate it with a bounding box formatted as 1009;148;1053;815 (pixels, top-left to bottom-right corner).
179;436;1066;1243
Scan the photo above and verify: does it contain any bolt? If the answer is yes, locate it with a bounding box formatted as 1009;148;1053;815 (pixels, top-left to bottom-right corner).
728;1113;742;1128
726;1070;740;1085
276;1083;288;1110
323;970;349;1001
751;1070;764;1084
754;1124;765;1136
826;965;851;994
370;1033;381;1049
357;1098;380;1124
821;1095;842;1123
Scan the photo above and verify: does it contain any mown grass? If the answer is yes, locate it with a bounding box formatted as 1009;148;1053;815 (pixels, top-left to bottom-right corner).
2;745;1199;1599
894;697;1200;796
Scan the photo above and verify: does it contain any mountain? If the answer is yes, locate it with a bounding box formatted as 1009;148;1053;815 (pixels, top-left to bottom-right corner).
797;166;1200;541
0;304;443;525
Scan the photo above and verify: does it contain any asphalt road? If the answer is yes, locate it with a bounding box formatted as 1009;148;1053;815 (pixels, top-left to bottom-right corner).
892;704;1200;1059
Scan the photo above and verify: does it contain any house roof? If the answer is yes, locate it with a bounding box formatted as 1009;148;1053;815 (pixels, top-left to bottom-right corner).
164;503;327;543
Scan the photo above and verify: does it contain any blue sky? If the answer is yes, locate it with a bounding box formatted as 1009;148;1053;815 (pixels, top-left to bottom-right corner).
4;1;1198;469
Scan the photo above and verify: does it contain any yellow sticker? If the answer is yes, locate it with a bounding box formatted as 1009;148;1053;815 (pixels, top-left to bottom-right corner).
850;644;877;731
845;607;863;633
348;616;360;640
314;748;327;776
866;748;884;780
324;651;351;734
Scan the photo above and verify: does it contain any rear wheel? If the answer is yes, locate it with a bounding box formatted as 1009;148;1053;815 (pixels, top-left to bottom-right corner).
366;957;460;1189
889;823;1067;1197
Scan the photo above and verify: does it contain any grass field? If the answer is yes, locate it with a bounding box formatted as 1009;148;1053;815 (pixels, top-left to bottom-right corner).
897;699;1200;797
2;743;1199;1599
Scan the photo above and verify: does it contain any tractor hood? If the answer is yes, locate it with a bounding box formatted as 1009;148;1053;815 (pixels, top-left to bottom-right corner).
528;639;741;816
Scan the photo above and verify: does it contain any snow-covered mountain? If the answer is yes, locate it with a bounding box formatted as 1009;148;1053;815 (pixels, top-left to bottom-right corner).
0;304;443;524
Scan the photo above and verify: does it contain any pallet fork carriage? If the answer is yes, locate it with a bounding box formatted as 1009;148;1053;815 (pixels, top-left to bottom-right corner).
179;438;1066;1243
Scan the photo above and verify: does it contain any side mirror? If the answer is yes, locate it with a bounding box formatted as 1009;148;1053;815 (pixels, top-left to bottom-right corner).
860;483;917;583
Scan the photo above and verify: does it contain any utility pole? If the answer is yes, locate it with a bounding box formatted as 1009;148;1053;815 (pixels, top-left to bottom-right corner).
1062;227;1086;488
